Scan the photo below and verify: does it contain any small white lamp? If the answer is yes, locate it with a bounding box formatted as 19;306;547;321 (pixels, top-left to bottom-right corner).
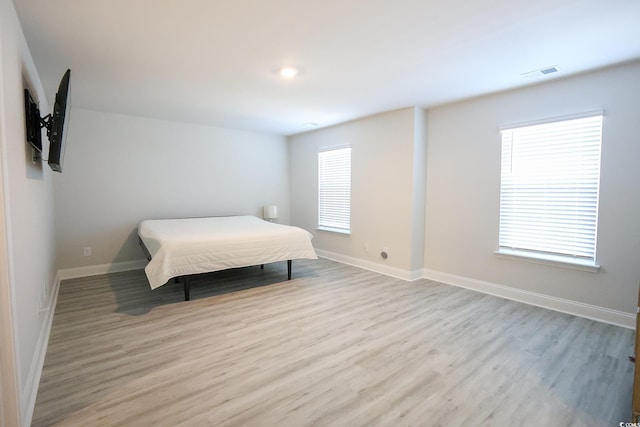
263;205;278;222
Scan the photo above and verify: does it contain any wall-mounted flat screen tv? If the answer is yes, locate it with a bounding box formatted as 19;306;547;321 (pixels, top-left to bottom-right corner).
23;69;71;172
47;69;71;172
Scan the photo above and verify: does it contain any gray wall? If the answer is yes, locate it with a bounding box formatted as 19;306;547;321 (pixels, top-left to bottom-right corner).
0;0;57;423
289;61;640;317
424;60;640;313
410;108;427;272
54;108;289;269
289;107;426;277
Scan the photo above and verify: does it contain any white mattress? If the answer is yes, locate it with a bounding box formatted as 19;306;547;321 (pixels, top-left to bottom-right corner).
138;215;318;289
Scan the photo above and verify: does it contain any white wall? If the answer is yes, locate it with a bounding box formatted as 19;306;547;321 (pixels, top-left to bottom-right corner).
424;60;640;315
54;108;289;269
0;0;57;424
289;107;426;277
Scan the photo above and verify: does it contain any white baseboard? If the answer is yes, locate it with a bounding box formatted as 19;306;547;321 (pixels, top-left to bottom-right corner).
58;259;148;281
423;268;635;329
313;252;634;328
315;249;422;282
20;260;148;425
21;271;61;426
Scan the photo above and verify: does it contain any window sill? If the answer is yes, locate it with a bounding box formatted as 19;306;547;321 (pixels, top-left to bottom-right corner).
316;226;351;235
495;248;600;273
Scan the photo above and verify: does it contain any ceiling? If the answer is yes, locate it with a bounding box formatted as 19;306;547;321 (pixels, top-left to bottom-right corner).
14;0;640;136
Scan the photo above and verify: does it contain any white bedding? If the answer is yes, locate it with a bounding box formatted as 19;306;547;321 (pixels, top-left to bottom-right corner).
138;215;318;289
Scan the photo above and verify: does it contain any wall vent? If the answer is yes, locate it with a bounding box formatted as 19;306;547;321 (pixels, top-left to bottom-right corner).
522;66;559;79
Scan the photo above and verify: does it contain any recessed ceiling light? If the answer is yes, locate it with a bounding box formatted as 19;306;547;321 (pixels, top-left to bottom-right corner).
303;122;319;127
279;67;299;79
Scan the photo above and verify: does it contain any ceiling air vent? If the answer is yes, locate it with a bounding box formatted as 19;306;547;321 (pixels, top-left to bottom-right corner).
521;66;559;79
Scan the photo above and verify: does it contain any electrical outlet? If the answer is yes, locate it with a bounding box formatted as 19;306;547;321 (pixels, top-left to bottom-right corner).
83;246;92;257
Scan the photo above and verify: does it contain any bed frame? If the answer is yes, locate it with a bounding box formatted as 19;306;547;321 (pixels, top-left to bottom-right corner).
139;237;292;301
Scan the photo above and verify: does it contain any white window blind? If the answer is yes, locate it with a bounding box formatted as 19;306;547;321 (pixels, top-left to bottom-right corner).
318;147;351;233
498;114;603;262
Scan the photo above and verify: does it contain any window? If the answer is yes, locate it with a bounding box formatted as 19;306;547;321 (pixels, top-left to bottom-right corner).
318;147;351;234
498;113;603;268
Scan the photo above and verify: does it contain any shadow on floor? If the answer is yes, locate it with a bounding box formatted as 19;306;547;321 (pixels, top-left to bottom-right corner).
107;260;320;316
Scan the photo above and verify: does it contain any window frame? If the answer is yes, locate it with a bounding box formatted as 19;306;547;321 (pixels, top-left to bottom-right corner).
495;111;603;272
317;146;352;235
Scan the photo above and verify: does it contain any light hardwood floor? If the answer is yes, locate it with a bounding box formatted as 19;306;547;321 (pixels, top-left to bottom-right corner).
33;258;634;426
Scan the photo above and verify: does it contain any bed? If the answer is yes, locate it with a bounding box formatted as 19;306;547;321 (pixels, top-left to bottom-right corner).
138;215;318;300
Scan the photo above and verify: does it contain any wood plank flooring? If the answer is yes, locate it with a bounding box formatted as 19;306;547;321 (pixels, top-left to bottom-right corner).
32;258;634;426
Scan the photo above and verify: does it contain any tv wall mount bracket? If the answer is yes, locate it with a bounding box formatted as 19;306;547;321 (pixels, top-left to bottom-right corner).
31;114;54;163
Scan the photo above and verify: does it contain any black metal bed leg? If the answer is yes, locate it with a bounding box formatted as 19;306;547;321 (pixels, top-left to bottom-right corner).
287;260;292;280
184;276;191;301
